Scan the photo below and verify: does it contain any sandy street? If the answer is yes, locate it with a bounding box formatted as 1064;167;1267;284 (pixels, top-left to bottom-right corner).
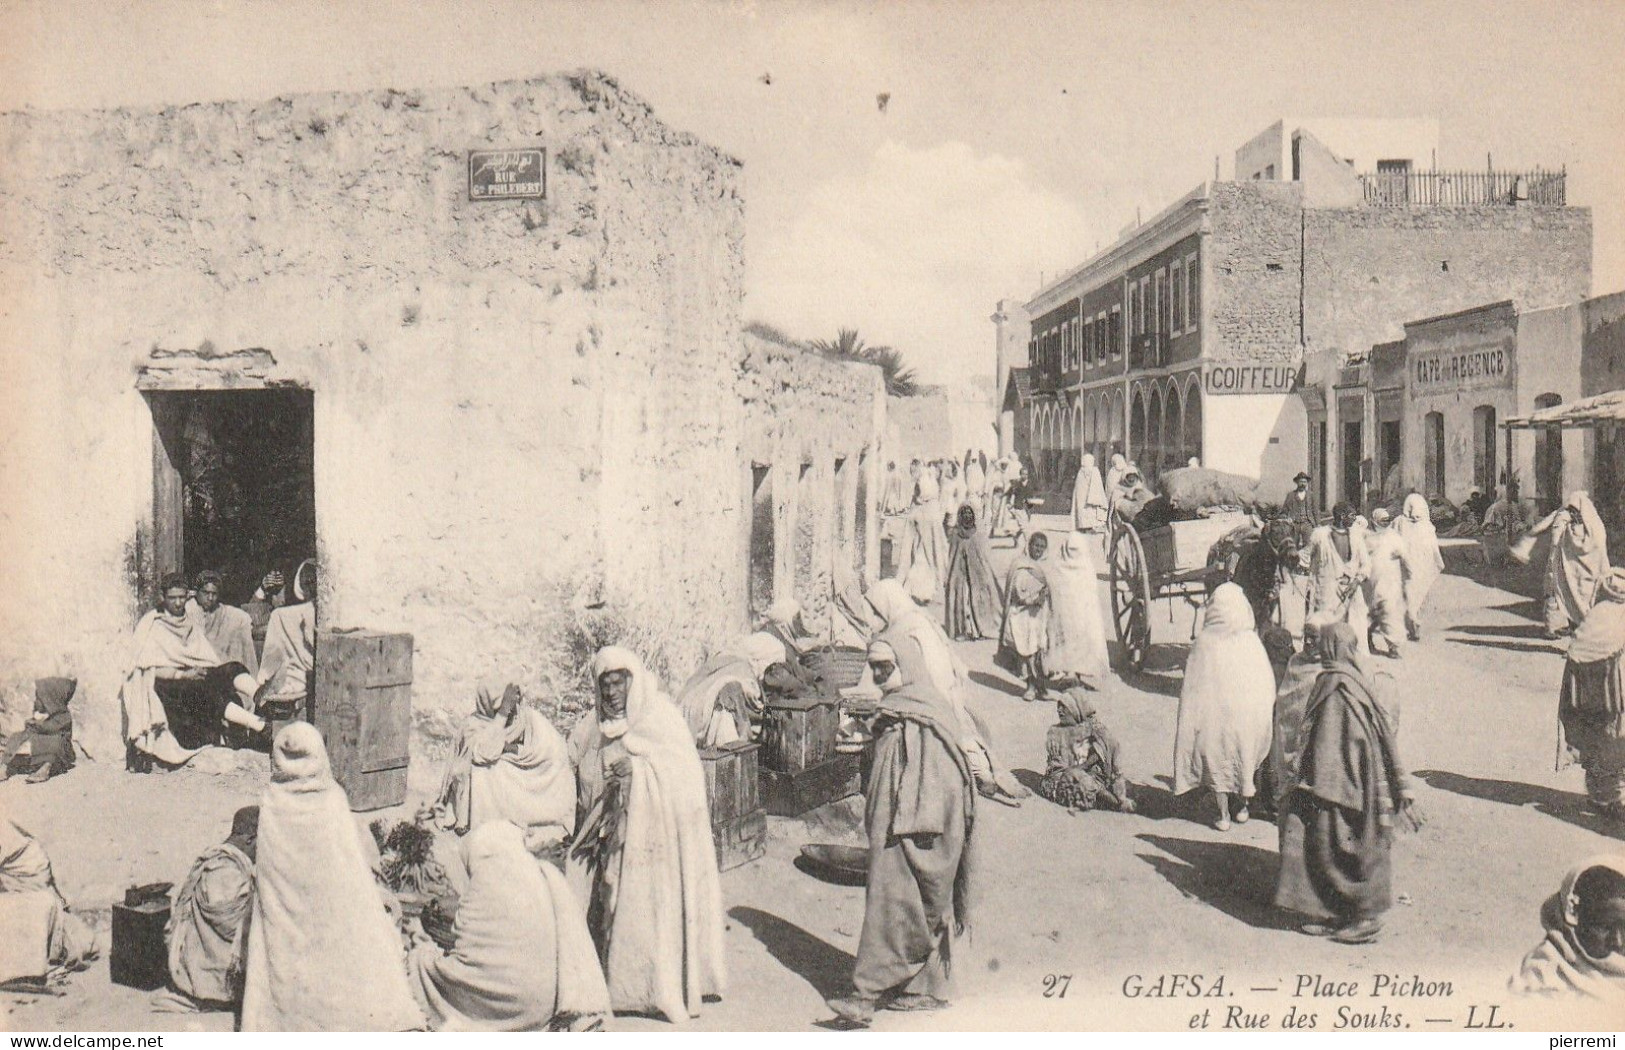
2;517;1616;1032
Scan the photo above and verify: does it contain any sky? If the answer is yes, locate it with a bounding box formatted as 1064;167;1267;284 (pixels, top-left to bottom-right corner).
3;0;1622;386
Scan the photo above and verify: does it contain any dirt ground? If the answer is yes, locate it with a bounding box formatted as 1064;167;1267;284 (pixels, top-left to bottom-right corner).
4;515;1619;1032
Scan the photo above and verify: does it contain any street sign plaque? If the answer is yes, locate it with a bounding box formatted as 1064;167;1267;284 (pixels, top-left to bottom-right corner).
468;148;546;201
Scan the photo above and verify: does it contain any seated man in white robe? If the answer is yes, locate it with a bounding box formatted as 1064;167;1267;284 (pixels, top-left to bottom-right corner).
252;559;317;709
121;574;266;765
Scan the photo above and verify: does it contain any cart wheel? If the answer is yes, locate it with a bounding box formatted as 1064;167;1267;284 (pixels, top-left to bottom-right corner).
1109;519;1152;671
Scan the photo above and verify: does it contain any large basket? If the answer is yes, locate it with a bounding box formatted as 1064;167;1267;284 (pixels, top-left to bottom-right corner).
801;647;868;691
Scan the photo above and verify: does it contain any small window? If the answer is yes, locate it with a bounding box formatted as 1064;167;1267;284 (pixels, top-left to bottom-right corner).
1171;265;1185;333
1186;256;1199;331
1264;163;1276;179
1152;271;1163;334
1159;270;1170;334
1110;306;1122;358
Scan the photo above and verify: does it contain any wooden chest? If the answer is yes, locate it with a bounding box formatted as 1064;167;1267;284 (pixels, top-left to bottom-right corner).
762;751;862;817
699;741;765;871
312;629;412;812
1141;512;1250;575
759;695;839;774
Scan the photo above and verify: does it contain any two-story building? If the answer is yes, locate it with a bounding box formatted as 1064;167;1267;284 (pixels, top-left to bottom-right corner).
1001;118;1591;508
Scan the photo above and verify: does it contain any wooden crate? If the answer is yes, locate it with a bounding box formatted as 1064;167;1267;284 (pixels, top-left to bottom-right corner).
312;629;412;812
762;751;862;816
759;695;839;774
712;810;766;872
1142;512;1250;575
699;742;765;870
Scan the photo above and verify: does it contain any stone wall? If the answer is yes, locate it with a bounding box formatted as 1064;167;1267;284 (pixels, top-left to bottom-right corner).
0;72;746;766
1302;204;1592;362
1302;202;1590;510
738;332;885;630
1582;291;1625;398
886;393;956;464
1205;182;1306;363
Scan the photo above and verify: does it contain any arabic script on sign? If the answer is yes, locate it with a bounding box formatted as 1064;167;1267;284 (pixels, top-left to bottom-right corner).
468;148;546;200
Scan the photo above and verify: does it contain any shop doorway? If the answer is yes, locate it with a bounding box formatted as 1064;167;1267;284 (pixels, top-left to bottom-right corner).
1473;405;1498;496
1341;418;1363;507
1424;412;1446;498
1378;419;1402;498
1533;394;1563;514
146;389;316;607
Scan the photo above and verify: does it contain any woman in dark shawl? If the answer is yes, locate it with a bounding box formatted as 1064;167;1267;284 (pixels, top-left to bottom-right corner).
1274;622;1420;945
944;504;1003;641
827;640;978;1026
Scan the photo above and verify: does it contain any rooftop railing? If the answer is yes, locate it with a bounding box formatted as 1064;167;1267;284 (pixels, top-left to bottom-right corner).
1359;167;1566;207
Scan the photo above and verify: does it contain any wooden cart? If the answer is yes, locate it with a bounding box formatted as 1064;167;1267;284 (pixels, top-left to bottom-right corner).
1107;510;1249;670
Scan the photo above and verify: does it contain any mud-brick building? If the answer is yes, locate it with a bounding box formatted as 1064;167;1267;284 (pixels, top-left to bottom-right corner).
0;72;879;761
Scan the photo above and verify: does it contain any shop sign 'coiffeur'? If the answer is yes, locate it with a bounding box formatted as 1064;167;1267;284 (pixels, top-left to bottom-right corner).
1203;364;1300;396
468;149;546;201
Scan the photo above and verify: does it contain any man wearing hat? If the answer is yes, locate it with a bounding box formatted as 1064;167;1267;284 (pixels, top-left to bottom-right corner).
1284;470;1318;544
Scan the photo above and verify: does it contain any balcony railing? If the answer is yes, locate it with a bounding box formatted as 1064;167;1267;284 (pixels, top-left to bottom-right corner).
1359;168;1566;207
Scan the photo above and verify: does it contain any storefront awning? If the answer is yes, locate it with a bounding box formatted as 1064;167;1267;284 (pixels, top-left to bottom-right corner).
1503;390;1625;429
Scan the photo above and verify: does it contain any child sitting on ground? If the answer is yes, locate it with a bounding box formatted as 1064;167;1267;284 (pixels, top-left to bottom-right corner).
1;678;77;784
1038;687;1135;813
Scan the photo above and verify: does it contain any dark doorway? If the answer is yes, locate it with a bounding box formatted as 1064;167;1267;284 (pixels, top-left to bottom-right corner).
1378;419;1402;496
749;464;775;620
1424;411;1445;498
147;389;315;606
1473;404;1498;495
1341;418;1363;507
1307;419;1327;508
1533;394;1563;514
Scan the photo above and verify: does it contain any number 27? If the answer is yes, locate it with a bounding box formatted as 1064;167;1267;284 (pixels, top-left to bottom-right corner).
1042;974;1072;998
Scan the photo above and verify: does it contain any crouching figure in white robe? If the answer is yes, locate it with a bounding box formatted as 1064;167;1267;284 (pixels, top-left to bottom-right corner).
409;820;609;1031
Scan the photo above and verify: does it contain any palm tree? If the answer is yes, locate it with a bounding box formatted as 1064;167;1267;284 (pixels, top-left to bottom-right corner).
809;328;920;397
